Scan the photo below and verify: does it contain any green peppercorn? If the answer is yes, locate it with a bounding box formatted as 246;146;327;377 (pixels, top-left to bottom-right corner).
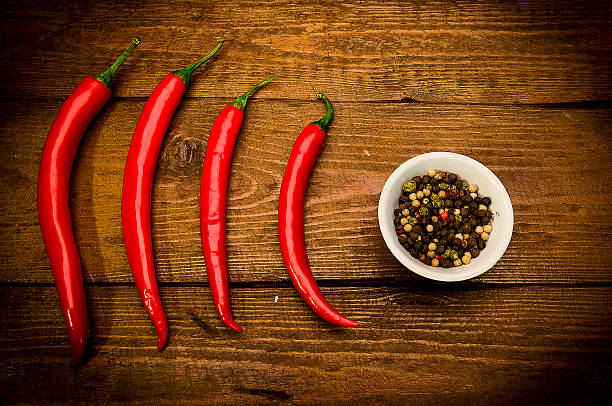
403;181;417;192
433;200;444;209
455;214;462;223
419;207;429;216
439;182;449;190
408;217;417;225
422;197;430;205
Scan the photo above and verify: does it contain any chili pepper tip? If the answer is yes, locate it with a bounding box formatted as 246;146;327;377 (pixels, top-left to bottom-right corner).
132;38;140;45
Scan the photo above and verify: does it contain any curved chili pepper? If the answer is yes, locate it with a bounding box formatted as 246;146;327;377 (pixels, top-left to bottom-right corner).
122;39;223;349
278;93;358;327
37;39;140;365
200;75;277;332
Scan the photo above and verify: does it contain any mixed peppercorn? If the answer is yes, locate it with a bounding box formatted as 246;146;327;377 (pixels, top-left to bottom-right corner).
394;169;493;268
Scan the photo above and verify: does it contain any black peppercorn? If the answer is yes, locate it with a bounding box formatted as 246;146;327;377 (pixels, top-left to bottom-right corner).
396;170;493;269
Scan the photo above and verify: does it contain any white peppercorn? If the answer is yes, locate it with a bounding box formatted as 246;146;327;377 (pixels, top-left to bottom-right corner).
483;224;492;233
481;232;489;241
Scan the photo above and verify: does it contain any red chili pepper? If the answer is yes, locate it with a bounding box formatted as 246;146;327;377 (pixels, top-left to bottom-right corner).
37;39;140;366
278;94;358;327
122;39;223;349
200;75;277;332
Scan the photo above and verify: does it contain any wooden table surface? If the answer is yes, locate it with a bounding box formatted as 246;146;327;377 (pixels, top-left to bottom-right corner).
1;0;611;404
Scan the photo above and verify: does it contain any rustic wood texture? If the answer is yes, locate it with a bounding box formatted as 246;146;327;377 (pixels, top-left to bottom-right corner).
1;0;611;404
1;99;610;284
1;0;611;103
2;286;612;404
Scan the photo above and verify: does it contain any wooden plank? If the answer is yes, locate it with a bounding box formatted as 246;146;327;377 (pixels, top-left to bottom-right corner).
1;99;611;284
0;0;611;103
1;285;611;404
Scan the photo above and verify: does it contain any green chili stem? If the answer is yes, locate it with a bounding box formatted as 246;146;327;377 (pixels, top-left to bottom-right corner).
93;38;140;88
231;75;278;110
173;38;224;86
311;93;333;131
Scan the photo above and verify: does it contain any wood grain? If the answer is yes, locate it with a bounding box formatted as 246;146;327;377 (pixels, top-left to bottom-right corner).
1;0;612;403
0;0;611;103
1;285;611;404
1;99;610;284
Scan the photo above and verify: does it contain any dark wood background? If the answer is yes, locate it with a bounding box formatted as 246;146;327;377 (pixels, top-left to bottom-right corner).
1;0;611;404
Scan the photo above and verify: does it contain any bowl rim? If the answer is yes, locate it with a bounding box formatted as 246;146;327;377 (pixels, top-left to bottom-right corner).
378;151;513;281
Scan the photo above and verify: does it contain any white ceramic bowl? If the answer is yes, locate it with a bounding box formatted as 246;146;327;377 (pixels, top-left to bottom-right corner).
378;152;513;281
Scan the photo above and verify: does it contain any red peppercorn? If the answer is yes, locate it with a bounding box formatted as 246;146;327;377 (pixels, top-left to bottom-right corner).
396;229;404;235
440;210;449;221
